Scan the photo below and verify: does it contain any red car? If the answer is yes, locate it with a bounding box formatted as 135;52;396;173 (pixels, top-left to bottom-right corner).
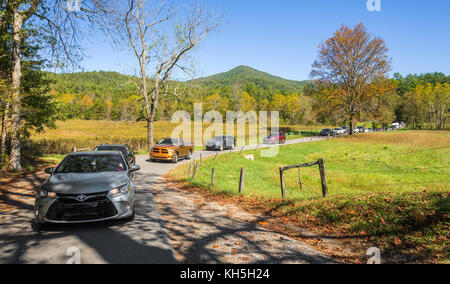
263;132;286;144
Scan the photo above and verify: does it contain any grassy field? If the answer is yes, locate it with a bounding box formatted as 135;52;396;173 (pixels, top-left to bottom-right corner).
26;120;332;155
169;130;450;263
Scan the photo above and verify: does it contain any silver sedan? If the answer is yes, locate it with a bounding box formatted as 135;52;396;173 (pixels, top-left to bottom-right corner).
34;151;140;226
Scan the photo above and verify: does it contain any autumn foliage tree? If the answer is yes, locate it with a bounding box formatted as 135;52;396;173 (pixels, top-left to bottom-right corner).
310;23;392;134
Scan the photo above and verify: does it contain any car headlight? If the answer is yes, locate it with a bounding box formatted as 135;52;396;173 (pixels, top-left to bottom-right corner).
108;184;130;196
39;190;57;198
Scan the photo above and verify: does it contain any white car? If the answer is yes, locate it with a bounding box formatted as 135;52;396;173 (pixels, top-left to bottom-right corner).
333;128;345;135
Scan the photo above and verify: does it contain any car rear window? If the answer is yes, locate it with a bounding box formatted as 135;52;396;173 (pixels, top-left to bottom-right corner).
55;154;126;173
96;146;127;157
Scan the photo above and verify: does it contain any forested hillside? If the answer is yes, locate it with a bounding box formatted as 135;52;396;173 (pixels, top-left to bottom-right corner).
47;68;450;129
192;65;308;94
47;66;311;123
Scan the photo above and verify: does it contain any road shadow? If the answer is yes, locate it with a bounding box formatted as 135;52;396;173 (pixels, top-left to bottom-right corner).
153;180;340;264
0;169;177;264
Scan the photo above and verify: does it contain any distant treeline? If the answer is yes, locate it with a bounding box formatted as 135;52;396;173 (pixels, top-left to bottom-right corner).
48;70;450;129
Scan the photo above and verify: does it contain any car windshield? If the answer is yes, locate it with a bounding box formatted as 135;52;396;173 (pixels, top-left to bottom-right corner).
158;138;178;145
322;129;331;132
268;133;279;137
212;136;224;141
55;154;126;173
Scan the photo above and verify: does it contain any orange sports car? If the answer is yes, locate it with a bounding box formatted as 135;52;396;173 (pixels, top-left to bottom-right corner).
150;138;194;163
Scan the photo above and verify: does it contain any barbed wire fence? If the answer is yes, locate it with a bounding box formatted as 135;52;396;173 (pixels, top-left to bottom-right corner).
188;144;450;199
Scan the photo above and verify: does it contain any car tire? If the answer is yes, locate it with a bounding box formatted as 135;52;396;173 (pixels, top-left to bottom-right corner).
172;153;179;163
219;145;223;151
31;220;42;232
186;150;192;160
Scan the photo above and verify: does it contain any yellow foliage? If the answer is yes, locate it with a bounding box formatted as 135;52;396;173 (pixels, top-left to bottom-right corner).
81;94;94;107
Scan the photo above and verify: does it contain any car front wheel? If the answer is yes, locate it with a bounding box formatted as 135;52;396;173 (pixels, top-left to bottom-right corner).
172;153;179;163
186;150;192;160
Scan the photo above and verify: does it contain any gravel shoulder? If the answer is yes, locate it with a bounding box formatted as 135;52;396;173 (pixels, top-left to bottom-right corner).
153;178;341;264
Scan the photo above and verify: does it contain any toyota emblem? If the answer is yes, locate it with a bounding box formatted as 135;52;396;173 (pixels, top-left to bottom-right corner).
76;194;87;202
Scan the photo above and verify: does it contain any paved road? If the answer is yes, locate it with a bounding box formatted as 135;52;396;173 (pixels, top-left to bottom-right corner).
0;136;330;264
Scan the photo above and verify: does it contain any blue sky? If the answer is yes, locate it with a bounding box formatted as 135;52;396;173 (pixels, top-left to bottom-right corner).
80;0;450;81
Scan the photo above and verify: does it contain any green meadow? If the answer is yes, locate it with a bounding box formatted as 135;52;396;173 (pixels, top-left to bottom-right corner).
170;130;450;262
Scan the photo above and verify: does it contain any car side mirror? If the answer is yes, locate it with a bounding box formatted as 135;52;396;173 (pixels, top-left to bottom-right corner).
130;165;141;172
44;167;54;174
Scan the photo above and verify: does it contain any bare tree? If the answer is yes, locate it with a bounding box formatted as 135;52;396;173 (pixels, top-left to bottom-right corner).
4;0;113;170
120;0;221;152
310;23;391;134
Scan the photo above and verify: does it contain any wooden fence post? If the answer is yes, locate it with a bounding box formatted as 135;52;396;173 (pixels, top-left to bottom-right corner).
279;167;285;199
318;159;328;197
214;152;218;161
298;167;302;189
189;162;193;177
239;168;245;193
200;154;203;166
211;168;215;186
192;161;199;178
240;146;245;155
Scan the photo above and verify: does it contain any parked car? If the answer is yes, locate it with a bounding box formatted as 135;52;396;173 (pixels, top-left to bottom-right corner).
357;126;369;133
341;126;350;134
206;136;235;151
263;132;286;144
333;128;345;135
95;144;135;165
151;138;193;163
319;129;334;136
34;151;141;227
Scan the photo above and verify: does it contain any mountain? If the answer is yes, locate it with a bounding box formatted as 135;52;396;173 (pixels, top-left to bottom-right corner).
191;65;308;93
47;66;309;104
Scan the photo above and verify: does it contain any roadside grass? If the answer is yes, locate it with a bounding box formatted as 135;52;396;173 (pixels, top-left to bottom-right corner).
26;119;333;155
169;130;450;263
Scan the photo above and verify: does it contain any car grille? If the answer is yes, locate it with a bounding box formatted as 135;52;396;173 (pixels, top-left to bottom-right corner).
153;148;169;154
46;192;118;222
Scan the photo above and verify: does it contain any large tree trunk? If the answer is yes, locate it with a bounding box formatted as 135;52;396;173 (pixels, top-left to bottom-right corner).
149;77;161;150
147;120;153;152
8;8;23;171
1;100;9;166
349;112;354;135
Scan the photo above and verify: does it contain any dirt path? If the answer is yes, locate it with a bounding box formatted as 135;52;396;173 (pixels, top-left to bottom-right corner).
153;179;340;264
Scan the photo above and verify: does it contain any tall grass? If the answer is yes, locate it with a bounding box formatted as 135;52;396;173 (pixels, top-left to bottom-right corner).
26;120;334;155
